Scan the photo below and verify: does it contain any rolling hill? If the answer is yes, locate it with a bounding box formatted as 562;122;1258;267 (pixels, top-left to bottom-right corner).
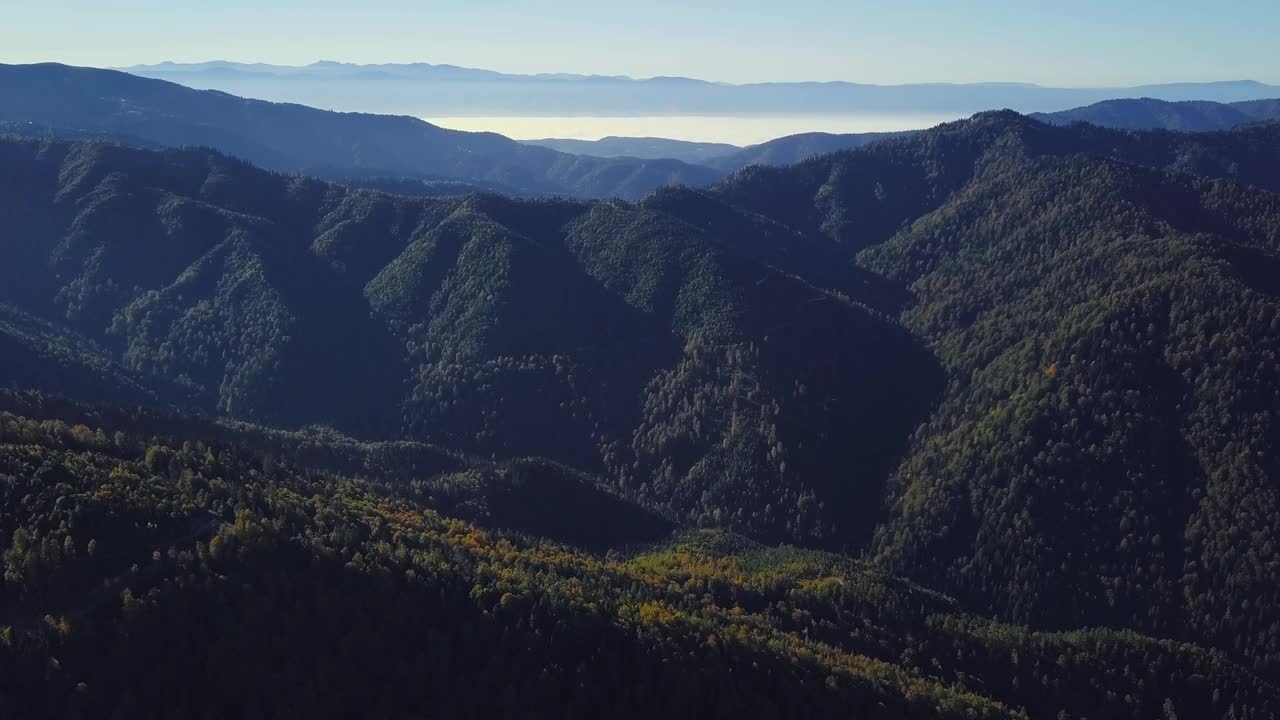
710;130;913;171
522;136;743;164
525;130;915;173
1032;96;1280;131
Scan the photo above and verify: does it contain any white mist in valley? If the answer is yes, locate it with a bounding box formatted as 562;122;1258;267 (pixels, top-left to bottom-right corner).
424;114;961;145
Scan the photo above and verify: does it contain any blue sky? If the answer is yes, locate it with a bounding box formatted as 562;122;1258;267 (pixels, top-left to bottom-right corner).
3;0;1277;86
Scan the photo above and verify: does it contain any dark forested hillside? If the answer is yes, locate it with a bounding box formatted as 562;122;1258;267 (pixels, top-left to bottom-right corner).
0;398;1276;720
715;112;1280;677
0;133;942;547
0;63;721;200
6;110;1280;717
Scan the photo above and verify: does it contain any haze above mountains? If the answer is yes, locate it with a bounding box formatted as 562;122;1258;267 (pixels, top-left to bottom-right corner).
531;97;1280;164
121;60;1280;118
5;63;1280;203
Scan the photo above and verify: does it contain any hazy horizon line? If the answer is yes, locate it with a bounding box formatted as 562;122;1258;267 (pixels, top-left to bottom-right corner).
107;59;1280;91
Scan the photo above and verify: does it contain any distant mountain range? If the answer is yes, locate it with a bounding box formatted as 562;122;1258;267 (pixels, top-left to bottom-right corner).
530;99;1280;171
709;131;911;171
0;63;938;200
1032;97;1280;131
522;137;742;165
119;61;1280;117
0;63;719;200
525;131;911;171
8;63;1280;206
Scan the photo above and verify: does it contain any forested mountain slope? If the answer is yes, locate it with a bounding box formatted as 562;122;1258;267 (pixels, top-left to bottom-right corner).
716;112;1280;674
0;133;940;547
0;397;1276;720
0;63;720;200
6;112;1280;716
